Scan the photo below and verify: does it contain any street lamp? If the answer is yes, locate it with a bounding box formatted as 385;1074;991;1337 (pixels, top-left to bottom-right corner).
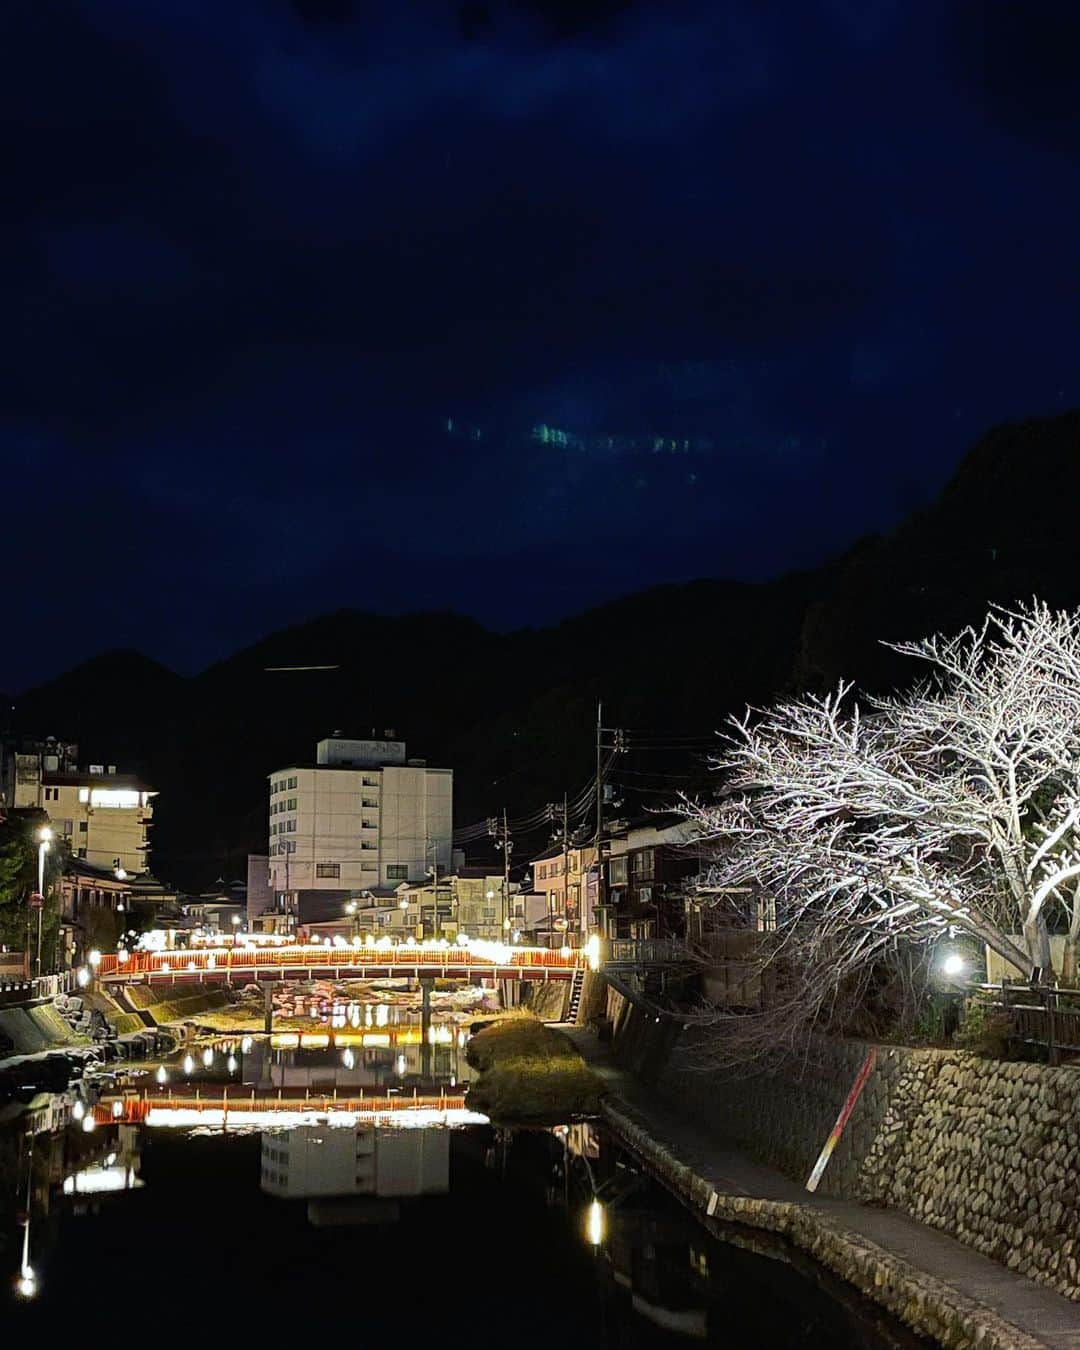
344;899;359;942
34;826;52;977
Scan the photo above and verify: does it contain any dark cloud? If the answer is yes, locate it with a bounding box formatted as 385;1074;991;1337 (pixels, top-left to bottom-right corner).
2;1;1079;688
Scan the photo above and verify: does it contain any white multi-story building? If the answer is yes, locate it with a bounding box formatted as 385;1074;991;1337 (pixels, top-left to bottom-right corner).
267;736;452;925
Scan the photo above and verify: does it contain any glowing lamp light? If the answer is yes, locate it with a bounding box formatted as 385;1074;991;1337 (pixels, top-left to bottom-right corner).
560;944;572;958
207;955;216;969
160;962;171;974
586;1199;605;1247
183;1054;195;1076
155;1065;168;1085
241;1036;253;1053
396;1054;407;1077
342;1048;355;1069
82;1114;96;1133
943;953;966;978
586;933;601;972
202;1047;214;1068
117;948;128;964
72;1098;86;1121
227;1055;238;1073
112;1100;123;1118
16;1267;38;1299
88;948;102;968
186;960;197;971
76;965;91;987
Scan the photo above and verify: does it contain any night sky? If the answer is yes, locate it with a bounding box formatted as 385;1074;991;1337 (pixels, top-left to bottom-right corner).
6;1;1080;690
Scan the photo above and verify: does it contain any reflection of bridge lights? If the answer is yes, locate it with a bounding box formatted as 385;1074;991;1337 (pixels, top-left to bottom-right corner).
16;1267;37;1299
342;1048;355;1069
376;1004;388;1028
183;1054;195;1076
72;1098;85;1121
241;1036;253;1053
156;1065;168;1085
227;1055;238;1073
396;1054;407;1077
586;1199;605;1247
202;1047;214;1068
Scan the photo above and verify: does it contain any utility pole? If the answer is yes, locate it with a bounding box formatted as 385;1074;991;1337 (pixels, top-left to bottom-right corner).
546;793;572;947
489;811;513;941
592;702;624;941
502;807;511;941
595;700;605;940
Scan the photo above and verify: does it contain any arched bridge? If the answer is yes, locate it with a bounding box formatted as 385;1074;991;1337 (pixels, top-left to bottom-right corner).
96;943;585;986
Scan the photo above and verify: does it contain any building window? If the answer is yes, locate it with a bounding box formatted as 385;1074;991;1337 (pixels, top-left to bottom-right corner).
362;777;378;787
538;864;547;879
609;856;628;885
79;821;88;833
44;787;60;802
287;797;297;811
60;820;73;837
386;864;408;880
362;798;378;809
632;849;655;879
288;776;298;789
77;847;87;859
638;886;653;904
316;863;341;879
362;820;377;830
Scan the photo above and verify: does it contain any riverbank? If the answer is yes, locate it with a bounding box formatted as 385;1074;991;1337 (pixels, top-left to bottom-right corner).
565;1026;1080;1350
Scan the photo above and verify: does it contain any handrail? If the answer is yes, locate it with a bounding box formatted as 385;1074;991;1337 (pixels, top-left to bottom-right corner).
95;1090;468;1124
98;944;584;979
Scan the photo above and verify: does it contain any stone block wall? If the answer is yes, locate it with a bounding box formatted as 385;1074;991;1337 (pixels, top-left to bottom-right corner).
657;1034;1080;1302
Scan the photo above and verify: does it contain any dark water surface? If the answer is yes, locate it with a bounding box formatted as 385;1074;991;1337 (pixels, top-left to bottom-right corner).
2;1101;927;1345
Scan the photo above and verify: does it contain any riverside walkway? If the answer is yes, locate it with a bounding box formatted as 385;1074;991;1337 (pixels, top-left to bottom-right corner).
564;1026;1080;1350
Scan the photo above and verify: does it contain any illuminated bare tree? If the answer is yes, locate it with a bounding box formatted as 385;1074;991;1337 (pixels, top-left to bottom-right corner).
681;602;1080;1065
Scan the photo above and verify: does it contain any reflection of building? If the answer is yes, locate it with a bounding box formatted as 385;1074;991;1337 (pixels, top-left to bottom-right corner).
261;1126;449;1200
267;737;452;929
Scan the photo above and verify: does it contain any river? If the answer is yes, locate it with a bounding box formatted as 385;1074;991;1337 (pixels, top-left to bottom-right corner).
0;996;927;1345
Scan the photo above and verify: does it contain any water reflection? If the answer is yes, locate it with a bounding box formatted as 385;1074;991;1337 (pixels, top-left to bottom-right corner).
261;1124;449;1226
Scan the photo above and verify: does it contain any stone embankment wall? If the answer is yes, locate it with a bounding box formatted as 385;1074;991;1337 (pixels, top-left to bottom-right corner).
656;1033;1080;1303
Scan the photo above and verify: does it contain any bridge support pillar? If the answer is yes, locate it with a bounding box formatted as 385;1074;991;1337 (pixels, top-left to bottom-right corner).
263;982;274;1036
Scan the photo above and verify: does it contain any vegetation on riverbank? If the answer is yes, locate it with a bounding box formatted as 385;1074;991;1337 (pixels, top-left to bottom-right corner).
465;1013;601;1122
124;985;232;1026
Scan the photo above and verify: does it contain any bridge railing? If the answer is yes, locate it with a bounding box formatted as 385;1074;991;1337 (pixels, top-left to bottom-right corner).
95;1089;470;1125
97;944;583;978
605;938;691;967
0;969;77;1006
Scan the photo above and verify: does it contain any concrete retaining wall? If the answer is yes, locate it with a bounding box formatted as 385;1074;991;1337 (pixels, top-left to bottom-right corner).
656;1033;1080;1304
